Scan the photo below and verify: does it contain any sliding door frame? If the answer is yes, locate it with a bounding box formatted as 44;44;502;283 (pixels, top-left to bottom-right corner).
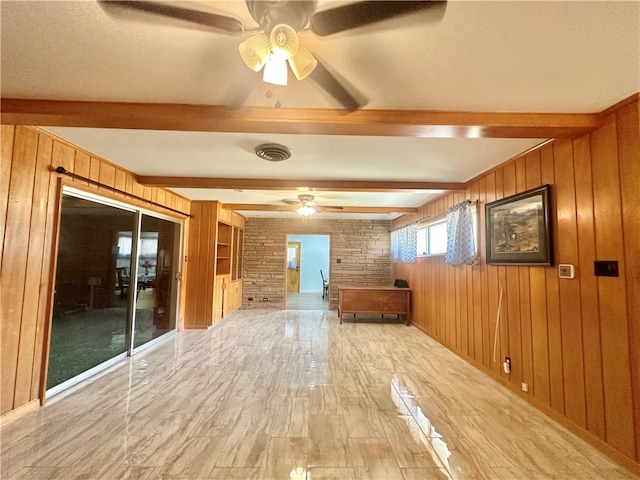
42;185;184;402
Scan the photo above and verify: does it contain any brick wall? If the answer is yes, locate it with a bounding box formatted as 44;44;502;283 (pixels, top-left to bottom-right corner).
243;218;393;310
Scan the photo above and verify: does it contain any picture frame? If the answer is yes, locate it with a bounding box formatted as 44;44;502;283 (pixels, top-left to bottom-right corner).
485;185;553;266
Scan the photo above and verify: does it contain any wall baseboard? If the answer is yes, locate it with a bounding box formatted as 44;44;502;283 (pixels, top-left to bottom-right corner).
0;399;40;427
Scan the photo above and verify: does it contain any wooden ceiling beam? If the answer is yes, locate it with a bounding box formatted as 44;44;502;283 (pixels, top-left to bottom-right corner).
222;204;418;214
136;176;464;192
0;99;600;139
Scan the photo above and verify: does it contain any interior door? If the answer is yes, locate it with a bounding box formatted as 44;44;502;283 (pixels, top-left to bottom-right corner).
287;242;301;292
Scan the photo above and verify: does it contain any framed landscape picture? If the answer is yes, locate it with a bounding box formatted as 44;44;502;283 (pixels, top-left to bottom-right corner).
485;185;553;266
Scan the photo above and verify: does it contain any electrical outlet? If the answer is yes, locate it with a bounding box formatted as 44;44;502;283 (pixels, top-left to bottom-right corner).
248;297;253;301
262;297;268;302
521;382;529;393
503;357;511;374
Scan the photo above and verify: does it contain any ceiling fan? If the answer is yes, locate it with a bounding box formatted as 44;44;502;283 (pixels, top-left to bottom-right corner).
100;0;447;111
283;194;343;216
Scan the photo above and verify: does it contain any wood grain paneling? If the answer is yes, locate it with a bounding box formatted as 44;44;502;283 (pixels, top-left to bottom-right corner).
184;201;204;327
484;172;501;377
573;134;605;439
183;201;245;328
14;135;53;408
553;139;586;428
0;125;16;262
1;126;190;417
31;136;57;401
1;127;39;414
540;145;565;415
615;101;640;461
477;181;490;370
393;99;640;468
590;118;635;459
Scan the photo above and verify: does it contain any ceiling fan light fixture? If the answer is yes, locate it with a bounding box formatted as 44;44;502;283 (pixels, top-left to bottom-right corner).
263;54;288;85
297;205;316;216
269;23;299;59
238;33;271;71
297;194;315;204
288;46;317;80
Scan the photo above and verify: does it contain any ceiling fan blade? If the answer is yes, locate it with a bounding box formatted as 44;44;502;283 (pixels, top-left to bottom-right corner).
318;205;344;211
310;1;445;37
99;1;245;35
308;57;362;112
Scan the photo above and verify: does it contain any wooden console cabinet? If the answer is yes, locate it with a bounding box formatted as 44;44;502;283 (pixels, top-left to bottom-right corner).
338;286;411;325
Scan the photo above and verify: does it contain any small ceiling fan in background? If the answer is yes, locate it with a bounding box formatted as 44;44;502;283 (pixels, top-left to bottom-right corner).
100;0;447;111
283;194;343;216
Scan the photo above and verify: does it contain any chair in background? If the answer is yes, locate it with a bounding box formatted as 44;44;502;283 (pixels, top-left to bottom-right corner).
320;269;329;300
116;267;143;298
116;267;130;298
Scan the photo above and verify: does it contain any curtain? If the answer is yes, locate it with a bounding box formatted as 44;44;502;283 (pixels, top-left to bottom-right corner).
391;223;417;263
445;201;477;266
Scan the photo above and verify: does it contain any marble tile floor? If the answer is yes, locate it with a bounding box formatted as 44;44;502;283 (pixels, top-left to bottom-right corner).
286;293;329;311
1;309;636;480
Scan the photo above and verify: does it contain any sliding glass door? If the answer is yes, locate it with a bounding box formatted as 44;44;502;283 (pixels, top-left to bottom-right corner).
48;194;135;391
133;214;180;349
47;189;182;394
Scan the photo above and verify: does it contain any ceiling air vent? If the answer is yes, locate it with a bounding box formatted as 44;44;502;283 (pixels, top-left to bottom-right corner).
255;143;292;162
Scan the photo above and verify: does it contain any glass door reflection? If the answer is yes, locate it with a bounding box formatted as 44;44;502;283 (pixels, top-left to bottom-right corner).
48;194;135;391
133;214;180;349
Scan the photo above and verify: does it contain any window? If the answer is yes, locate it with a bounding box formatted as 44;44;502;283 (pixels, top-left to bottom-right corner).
417;227;427;256
429;220;448;255
117;231;159;276
417;218;447;256
472;204;478;254
417;205;478;257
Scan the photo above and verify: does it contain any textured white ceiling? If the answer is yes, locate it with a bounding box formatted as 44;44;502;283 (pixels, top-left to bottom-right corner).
42;127;545;183
43;126;545;218
2;1;638;111
3;1;639;218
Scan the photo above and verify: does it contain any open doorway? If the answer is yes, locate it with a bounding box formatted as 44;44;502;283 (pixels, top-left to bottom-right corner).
286;234;330;310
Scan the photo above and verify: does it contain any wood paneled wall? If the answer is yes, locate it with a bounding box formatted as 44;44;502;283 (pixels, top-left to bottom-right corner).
0;125;190;417
393;99;640;469
183;201;245;328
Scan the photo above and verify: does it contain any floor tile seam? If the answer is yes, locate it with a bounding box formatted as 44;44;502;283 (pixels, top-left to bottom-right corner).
388;380;450;473
345;435;404;474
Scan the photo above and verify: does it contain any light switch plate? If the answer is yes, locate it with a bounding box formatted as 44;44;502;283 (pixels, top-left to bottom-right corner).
594;260;618;277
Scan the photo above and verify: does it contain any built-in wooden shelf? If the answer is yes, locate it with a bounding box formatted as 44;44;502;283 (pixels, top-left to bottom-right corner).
216;222;232;276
